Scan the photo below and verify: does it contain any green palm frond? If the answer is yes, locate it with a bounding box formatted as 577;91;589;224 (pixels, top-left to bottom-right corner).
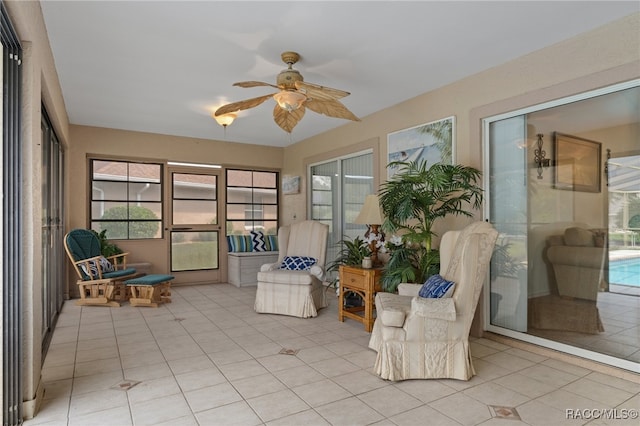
379;158;482;289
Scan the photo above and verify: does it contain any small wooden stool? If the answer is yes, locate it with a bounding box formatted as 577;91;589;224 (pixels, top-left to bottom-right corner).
125;274;174;307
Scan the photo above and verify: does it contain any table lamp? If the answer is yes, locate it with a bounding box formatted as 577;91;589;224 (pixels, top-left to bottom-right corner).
354;194;384;266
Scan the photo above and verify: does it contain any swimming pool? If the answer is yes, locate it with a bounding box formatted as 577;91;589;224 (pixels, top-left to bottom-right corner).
609;257;640;287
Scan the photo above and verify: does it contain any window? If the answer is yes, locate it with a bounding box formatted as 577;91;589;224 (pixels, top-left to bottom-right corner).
90;159;163;239
226;169;278;235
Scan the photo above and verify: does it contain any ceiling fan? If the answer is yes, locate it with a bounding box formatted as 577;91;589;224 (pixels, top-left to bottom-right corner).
214;51;360;133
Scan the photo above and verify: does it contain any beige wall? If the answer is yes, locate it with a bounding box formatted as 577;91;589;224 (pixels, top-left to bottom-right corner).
68;125;283;230
282;13;640;238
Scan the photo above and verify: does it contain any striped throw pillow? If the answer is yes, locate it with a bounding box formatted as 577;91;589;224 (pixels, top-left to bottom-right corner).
226;235;252;252
250;231;267;252
265;235;278;251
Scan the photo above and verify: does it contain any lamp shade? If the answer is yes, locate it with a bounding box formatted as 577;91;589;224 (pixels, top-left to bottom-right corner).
354;194;384;225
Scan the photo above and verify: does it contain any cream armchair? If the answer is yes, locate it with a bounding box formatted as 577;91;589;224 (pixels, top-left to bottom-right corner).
254;220;329;318
368;222;498;381
546;226;608;301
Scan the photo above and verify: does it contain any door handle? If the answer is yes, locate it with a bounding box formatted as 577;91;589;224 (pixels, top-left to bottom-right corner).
171;227;193;231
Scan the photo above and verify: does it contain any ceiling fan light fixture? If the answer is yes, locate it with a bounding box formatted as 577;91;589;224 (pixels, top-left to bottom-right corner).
213;112;237;127
214;51;358;134
273;90;306;112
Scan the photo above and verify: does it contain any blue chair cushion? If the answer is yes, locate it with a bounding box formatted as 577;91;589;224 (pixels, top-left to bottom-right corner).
419;274;456;298
66;229;101;261
125;274;174;286
103;268;138;279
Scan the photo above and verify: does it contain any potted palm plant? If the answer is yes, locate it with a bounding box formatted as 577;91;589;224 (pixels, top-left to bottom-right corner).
378;159;483;292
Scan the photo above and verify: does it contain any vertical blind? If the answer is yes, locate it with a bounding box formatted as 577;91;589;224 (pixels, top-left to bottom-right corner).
310;151;373;274
1;1;23;424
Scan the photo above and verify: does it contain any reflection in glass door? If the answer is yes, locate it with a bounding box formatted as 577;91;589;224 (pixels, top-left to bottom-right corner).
487;115;528;332
607;152;640;294
169;168;221;284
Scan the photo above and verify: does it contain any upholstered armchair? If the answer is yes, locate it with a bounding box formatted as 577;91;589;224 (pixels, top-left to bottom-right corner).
546;226;608;301
254;220;329;318
368;222;498;381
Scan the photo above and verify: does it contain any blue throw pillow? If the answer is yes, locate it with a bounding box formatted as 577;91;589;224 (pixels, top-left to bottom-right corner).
250;231;267;252
419;274;456;298
280;256;317;271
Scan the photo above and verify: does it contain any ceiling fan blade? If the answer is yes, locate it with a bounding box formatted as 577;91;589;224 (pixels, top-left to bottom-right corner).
305;98;360;122
273;104;305;133
295;81;350;100
215;93;276;116
233;81;280;90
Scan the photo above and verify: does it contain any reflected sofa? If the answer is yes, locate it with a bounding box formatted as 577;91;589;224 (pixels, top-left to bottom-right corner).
546;226;608;301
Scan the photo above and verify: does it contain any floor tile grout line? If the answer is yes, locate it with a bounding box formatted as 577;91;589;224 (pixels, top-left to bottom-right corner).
111;304;147;426
168;287;271;424
173;287;393;426
63;305;85;424
32;285;640;426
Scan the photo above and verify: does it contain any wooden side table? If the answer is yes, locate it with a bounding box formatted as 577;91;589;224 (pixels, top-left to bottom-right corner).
338;265;383;332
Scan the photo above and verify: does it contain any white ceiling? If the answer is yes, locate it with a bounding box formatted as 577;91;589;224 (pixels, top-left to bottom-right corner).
40;1;639;148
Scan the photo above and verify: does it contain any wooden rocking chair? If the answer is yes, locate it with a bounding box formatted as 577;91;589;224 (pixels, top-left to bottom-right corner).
64;229;141;307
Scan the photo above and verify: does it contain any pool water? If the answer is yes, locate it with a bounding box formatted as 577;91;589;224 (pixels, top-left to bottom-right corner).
609;257;640;287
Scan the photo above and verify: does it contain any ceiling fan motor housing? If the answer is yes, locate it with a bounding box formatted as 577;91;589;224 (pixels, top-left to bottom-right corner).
277;69;303;90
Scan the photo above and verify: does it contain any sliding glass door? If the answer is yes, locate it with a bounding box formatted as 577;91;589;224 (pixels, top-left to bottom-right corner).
485;82;639;372
41;107;65;353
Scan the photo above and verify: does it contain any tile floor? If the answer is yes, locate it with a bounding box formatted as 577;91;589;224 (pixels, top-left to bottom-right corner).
26;284;639;426
529;289;640;362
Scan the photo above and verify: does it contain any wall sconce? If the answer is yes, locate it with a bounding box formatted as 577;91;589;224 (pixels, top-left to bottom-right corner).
534;133;550;179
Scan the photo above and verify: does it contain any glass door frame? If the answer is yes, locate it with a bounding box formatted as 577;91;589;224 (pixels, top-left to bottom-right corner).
166;164;223;285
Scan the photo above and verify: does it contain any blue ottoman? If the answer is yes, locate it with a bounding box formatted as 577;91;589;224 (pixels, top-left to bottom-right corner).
125;274;174;307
